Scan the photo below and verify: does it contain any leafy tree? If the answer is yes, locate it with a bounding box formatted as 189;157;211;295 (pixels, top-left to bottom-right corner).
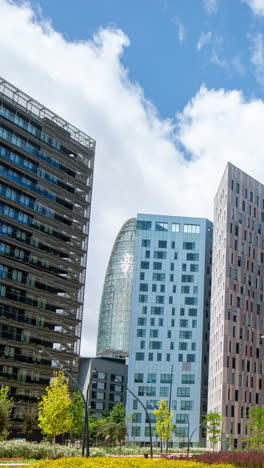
69;392;84;441
247;407;264;448
22;406;37;441
0;385;13;440
38;370;73;456
154;400;174;453
203;412;222;450
108;402;127;449
89;413;99;445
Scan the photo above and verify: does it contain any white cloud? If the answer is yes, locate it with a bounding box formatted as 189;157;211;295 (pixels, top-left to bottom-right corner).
210;50;228;68
203;0;218;14
250;33;264;86
2;0;264;358
171;16;185;42
243;0;264;16
197;32;212;51
231;56;246;75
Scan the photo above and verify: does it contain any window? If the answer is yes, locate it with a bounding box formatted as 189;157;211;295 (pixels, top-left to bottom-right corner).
132;413;142;423
149;341;162;349
181;275;194;283
137;220;151;230
179;342;188;350
151;306;164;315
139;295;148;303
171;241;175;248
187;354;196;362
140;261;149;269
184;224;200;234
153;262;162;270
155;222;168;231
176;414;188;423
186;253;199;261
156;295;164;304
140;283;148;291
188;308;197;316
136;352;145;361
142;239;150;247
183;242;195;250
185;297;198;305
160;387;169;397
182;374;195;384
175;426;189;436
152;273;165;281
181;285;190;293
154;251;167;259
179;331;192;339
172;223;180;232
158;240;167;248
131;426;141;436
138;318;146;326
177;387;190;397
133;399;138;410
180;319;188;327
147;373;156;383
190;264;199;272
160;374;172;383
150;329;158;338
181;400;194;410
137;329;146;337
134;373;143;383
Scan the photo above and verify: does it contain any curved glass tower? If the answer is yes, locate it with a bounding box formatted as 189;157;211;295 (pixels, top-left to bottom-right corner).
96;218;136;357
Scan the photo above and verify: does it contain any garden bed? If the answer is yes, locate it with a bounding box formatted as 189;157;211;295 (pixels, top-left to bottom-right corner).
27;457;234;468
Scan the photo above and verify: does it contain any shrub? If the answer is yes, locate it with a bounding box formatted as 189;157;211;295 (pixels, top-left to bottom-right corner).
0;441;80;459
28;456;234;468
165;450;264;468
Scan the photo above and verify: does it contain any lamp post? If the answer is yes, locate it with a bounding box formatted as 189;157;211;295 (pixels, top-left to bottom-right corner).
82;370;97;455
39;346;90;457
115;377;153;459
187;421;205;456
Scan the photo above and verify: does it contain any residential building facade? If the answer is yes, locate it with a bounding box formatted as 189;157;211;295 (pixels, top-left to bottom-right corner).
126;214;213;446
79;357;127;419
208;162;264;449
0;77;95;429
97;218;136;358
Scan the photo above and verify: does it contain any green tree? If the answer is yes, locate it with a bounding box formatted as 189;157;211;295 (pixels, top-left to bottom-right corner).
108;402;127;449
203;412;222;451
0;385;13;440
154;400;174;453
69;392;84;441
38;370;73;456
22;406;37;441
247;407;264;448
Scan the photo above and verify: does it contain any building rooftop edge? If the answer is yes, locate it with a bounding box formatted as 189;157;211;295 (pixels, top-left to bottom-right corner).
0;76;96;150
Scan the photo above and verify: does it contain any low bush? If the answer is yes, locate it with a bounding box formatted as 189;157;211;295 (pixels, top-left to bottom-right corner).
0;441;80;460
165;450;264;468
28;456;234;468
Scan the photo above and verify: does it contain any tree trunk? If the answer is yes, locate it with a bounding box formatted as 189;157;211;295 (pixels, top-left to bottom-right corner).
53;434;56;458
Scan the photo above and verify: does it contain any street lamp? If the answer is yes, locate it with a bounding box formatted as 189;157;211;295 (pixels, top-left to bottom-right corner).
39;346;90;457
114;377;153;459
82;370;97;455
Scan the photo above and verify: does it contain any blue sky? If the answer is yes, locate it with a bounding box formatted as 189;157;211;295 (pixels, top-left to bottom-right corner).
2;0;264;354
36;0;263;117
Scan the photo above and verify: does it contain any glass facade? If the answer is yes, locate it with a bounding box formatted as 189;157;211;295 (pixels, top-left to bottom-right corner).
126;214;213;446
96;218;136;357
0;78;95;426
